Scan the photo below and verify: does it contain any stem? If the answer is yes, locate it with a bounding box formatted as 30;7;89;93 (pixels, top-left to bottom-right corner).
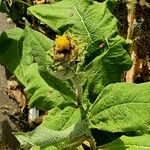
127;0;136;40
71;72;83;107
63;134;88;149
87;136;96;150
125;0;138;82
126;44;140;82
83;129;96;150
76;86;83;106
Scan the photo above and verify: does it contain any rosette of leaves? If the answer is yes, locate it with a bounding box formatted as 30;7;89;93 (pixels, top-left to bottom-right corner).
1;0;150;149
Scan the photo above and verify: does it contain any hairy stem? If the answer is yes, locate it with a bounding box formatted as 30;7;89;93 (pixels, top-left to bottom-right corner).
70;77;83;107
76;86;83;106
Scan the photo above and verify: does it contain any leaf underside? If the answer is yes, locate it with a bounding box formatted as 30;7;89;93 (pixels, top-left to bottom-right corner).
15;106;88;149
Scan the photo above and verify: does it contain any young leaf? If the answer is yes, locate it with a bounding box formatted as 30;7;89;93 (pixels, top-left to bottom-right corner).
38;67;76;102
14;106;89;149
24;27;53;66
89;82;150;132
99;134;150;150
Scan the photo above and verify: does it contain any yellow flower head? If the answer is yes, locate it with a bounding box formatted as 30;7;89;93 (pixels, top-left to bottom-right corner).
54;35;70;52
53;35;78;62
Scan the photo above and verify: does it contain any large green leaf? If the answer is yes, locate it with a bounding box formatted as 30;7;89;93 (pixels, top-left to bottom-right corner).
24;63;73;109
84;36;131;102
0;27;29;84
15;106;88;149
28;0;117;45
99;134;150;150
89;82;150;132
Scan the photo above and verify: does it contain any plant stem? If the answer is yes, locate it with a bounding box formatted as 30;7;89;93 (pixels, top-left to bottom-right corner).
63;134;88;149
127;0;136;40
76;85;83;107
87;136;96;150
70;77;83;107
126;0;138;82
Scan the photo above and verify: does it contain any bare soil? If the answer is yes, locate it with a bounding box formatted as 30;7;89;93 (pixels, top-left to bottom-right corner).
0;65;20;150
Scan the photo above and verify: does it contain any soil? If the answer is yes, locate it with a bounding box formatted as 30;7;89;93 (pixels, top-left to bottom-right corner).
0;12;20;150
0;65;20;150
0;13;15;33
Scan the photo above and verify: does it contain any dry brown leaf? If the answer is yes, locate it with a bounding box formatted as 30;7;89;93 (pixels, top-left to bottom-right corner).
34;111;48;124
6;80;27;111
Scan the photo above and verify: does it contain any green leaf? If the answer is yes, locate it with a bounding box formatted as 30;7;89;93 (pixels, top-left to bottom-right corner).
24;63;72;109
24;27;53;67
38;67;76;102
0;0;8;12
89;82;150;132
0;27;29;84
30;145;41;150
0;26;53;85
99;134;150;150
28;0;117;45
14;106;89;149
41;106;84;130
30;145;58;150
84;36;131;102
